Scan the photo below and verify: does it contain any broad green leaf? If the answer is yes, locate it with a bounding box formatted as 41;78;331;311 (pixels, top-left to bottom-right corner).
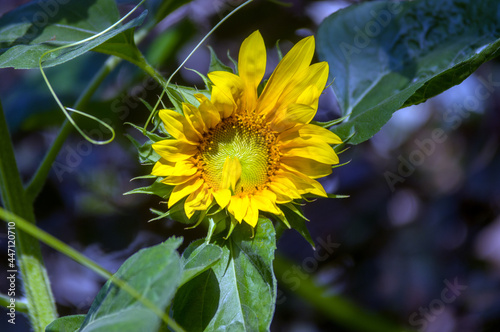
45;315;86;332
79;238;183;332
92;28;146;69
172;269;220;332
180;240;223;286
173;218;277;331
0;0;146;69
317;0;500;145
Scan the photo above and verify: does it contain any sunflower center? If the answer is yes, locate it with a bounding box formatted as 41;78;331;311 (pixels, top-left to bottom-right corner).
199;115;278;194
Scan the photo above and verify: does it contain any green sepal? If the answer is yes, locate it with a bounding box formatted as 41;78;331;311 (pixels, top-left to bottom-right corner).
124;177;173;199
283;202;309;221
148;198;198;225
332;160;351;169
281;204;315;249
275;40;284;61
130;174;156;181
227;50;239;74
184;67;211;91
311;114;348;128
326;193;350;199
124;135;160;165
333;131;356;153
125;121;168;142
208;46;234;73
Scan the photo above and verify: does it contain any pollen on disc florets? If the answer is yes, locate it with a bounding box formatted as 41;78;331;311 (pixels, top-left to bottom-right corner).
197;112;280;194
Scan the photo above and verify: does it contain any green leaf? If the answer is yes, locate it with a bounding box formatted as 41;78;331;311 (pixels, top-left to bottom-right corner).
180;240;223;286
172;269;220;332
45;315;86;332
92;28;146;69
173;218;277;331
317;0;500;145
79;238;183;332
0;0;147;69
208;46;233;73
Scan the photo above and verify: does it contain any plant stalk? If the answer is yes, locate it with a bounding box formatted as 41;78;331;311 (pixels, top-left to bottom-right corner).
0;102;57;331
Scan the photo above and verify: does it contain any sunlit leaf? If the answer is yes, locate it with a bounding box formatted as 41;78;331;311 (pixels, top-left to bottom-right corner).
173;218;277;331
79;238;183;332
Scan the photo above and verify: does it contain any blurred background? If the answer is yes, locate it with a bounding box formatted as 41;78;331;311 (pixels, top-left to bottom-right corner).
1;0;500;331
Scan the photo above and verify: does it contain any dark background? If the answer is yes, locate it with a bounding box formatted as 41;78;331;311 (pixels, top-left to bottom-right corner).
1;0;500;331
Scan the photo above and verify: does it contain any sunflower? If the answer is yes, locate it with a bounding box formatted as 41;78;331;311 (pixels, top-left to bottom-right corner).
151;30;341;228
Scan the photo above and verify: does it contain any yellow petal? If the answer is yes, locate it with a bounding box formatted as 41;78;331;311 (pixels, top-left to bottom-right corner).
257;36;315;115
167;160;198;177
296;85;320;109
280;157;332;179
280;169;327;197
208;71;244;111
243;199;259;227
228;195;249;222
158;109;199;143
185;184;212;218
252;190;281;215
271;103;316;132
152;140;198;162
183;103;206;137
220;156;242;193
278;124;342;145
213;189;231;209
168;177;204;208
238;30;266;110
280;137;339;165
267;177;301;203
195;94;221;129
276;62;329;110
151;158;175;176
211;85;235;118
162;173;198;186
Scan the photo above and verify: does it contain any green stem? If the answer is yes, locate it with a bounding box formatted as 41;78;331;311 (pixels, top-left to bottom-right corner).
0;293;28;314
273;254;413;332
0;102;57;331
25;55;122;203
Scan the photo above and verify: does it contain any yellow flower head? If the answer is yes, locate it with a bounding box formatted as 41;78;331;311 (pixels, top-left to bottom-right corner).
152;31;341;228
